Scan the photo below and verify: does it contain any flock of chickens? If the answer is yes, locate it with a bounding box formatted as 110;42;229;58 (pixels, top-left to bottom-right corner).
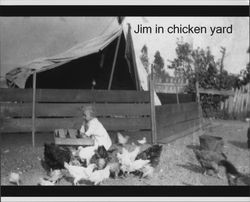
8;131;250;186
39;133;163;185
193;147;250;186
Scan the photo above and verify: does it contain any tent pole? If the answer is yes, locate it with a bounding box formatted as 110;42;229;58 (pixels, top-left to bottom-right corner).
108;34;122;90
32;71;37;147
150;67;157;144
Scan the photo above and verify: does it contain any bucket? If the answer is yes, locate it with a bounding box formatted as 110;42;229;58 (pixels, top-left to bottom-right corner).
199;135;224;153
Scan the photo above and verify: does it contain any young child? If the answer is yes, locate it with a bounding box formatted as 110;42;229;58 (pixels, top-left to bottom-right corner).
80;105;112;150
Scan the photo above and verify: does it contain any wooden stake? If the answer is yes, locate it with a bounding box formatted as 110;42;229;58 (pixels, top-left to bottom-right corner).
32;71;37;147
175;76;180;104
149;67;157;144
195;64;202;130
108;34;122;90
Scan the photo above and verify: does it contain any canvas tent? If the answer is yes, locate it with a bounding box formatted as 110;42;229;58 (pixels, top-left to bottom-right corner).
3;17;160;104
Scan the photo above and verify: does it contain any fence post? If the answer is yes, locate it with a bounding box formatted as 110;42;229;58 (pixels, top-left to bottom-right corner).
32;71;37;147
175;77;180;104
149;67;157;144
195;65;203;132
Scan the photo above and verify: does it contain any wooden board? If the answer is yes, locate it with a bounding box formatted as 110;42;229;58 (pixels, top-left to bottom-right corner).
54;137;94;146
199;88;234;96
158;128;204;144
0;89;150;103
0;117;151;133
0;88;33;102
155;103;199;127
156;118;201;142
0;103;150;117
155;102;199;115
157;93;195;104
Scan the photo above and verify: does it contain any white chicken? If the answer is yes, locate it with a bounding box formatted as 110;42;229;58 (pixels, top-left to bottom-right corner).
129;159;150;171
141;164;154;178
117;132;129;145
137;137;147;145
38;178;55;186
117;146;144;173
48;169;63;183
9;172;20;186
117;146;140;164
78;145;98;165
129;146;140;162
64;162;96;185
88;165;111;185
107;162;120;178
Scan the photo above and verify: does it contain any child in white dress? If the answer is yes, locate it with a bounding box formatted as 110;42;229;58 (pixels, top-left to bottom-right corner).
80;106;112;150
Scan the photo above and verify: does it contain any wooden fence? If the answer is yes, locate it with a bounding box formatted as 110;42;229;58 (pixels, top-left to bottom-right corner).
0;88;155;146
0;87;202;146
155;101;202;143
157;93;195;104
220;83;250;118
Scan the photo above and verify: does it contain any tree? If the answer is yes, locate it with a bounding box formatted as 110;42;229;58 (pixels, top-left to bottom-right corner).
167;39;193;79
152;50;169;82
140;45;150;74
168;39;242;118
240;47;250;85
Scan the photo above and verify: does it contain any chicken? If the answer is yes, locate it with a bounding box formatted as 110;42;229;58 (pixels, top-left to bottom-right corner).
129;159;150;171
117;132;129;145
64;162;96;185
9;172;20;185
219;160;250;186
137;137;147;145
90;146;109;165
117;147;147;173
135;145;163;168
48;169;64;183
96;146;109;159
88;165;111;185
117;146;140;166
78;145;98;166
131;163;154;179
193;149;227;178
107;162;120;179
97;158;106;170
43;143;71;170
38;178;55;186
141;164;154;178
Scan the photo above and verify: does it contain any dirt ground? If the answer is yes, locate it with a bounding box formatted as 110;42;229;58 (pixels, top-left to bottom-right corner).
1;119;249;186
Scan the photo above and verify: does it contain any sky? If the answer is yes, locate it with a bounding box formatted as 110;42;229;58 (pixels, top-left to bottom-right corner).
126;17;249;76
0;17;249;77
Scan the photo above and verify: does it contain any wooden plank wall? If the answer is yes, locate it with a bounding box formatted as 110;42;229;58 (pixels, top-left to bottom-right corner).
0;88;152;142
157;93;196;104
155;102;201;143
0;88;201;144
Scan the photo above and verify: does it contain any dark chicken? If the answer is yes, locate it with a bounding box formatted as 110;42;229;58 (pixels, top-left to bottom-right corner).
89;146;108;166
135;145;163;168
43;143;72;170
193;149;227;178
219;160;250;186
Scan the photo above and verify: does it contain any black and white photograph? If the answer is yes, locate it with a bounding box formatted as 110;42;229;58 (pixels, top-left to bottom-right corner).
0;12;249;194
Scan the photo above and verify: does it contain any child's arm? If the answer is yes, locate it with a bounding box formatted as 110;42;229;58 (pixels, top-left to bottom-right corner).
79;124;85;134
85;120;97;137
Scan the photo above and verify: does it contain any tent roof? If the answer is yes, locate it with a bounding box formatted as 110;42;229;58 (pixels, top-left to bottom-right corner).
4;17;122;88
2;17;161;105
